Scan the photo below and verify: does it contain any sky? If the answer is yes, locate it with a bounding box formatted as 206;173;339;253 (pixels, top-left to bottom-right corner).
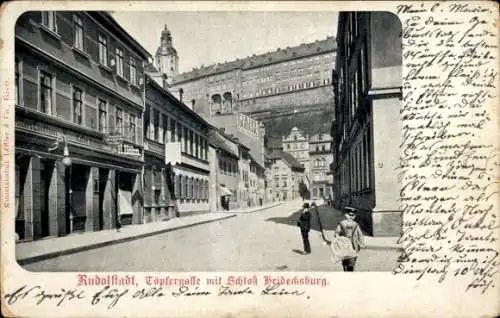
112;11;338;73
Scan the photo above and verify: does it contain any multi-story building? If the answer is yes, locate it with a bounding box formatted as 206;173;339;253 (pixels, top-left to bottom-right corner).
14;11;151;241
208;128;240;211
205;112;266;172
170;36;336;121
237;142;251;207
309;133;333;200
144;66;211;217
250;155;266;207
332;12;402;237
267;151;305;201
282;127;309;170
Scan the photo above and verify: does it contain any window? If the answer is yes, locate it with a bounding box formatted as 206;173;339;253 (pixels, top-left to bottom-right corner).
41;12;57;32
129;114;136;143
189;130;194;155
15;59;21;105
170;118;176;142
98;34;108;65
153;109;159;141
115;47;124;77
129;57;137;85
162;115;168;143
195;134;199;158
177;122;182;145
181;175;186;198
73;15;84;50
116;108;123;135
197;179;202;199
39;71;53;114
98;99;107;133
190;177;194;199
322;145;326;151
72;87;83;124
175;175;181;198
183;127;188;152
204;139;208;160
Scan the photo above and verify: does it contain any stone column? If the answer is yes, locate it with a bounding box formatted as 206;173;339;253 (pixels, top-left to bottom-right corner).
85;167;99;232
103;169;117;230
49;161;67;236
23;156;41;240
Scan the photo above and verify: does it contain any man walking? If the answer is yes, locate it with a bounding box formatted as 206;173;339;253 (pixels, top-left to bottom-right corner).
297;202;312;254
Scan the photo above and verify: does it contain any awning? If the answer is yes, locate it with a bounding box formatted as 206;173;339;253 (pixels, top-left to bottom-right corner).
220;186;233;196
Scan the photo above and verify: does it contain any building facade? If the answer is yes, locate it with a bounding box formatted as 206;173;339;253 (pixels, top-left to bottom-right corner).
170;37;336;119
237;143;251;208
267;151;305;201
144;71;211;217
282;127;309;171
249;155;266;207
332;12;402;237
309;133;333;200
208;128;240;211
205;112;266;171
14;11;150;241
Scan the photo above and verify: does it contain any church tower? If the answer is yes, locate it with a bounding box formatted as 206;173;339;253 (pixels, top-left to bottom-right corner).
154;24;179;86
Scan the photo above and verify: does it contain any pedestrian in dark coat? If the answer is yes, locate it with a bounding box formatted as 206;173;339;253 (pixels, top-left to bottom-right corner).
297;202;312;254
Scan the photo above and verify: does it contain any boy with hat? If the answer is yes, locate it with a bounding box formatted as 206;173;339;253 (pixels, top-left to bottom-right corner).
335;206;365;271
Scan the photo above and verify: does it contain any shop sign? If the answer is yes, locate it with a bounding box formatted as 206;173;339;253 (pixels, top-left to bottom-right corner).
16;118;110;150
116;143;141;157
16;118;141;158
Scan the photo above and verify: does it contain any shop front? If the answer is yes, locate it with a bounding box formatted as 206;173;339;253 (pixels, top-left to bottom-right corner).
15;116;144;241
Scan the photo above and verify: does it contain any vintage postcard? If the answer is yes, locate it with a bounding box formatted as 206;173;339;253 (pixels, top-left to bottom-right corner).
0;1;498;317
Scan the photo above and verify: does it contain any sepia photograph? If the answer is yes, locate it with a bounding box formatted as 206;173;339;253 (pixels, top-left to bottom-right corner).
12;10;404;273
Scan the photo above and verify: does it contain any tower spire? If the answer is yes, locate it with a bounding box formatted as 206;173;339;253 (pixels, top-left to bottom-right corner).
155;23;179;84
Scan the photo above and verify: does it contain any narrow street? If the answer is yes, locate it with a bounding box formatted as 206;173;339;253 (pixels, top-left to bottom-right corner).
23;201;400;272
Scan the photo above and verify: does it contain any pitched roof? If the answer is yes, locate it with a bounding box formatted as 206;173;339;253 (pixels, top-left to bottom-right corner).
281;151;304;170
208;130;239;158
173;36;336;84
266;150;304;170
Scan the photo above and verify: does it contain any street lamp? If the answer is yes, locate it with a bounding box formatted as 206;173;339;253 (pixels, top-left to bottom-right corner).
49;135;72;167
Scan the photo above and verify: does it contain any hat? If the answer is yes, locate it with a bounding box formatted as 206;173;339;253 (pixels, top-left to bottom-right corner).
343;206;358;214
303;202;310;208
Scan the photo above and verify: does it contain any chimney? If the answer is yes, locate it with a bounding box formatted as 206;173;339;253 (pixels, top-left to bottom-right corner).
179;88;184;102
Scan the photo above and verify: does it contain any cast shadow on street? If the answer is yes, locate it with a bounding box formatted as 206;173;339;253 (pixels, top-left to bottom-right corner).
265;205;345;232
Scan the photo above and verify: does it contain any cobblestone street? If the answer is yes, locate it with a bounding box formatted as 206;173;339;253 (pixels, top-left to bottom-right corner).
23;201;400;272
